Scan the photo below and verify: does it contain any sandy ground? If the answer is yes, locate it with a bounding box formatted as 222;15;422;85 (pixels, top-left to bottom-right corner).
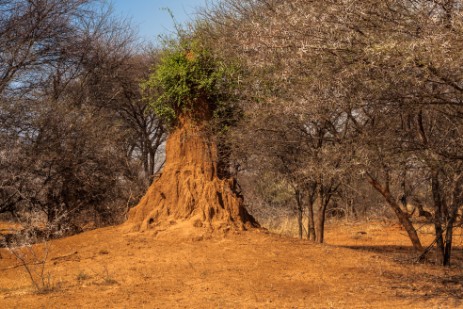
1;221;462;309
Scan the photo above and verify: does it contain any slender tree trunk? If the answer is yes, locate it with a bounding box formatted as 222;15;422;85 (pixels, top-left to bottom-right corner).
348;197;356;219
47;206;56;226
315;211;325;243
443;177;462;266
443;224;454;266
431;172;445;264
295;189;303;239
315;185;327;243
142;141;149;177
307;199;316;241
149;149;155;177
366;174;423;252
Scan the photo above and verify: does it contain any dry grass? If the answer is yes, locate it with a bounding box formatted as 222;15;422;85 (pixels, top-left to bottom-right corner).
0;221;462;308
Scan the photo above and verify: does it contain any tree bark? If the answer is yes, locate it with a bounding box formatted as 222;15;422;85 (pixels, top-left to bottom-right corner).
443;222;454;266
315;185;327;243
295;189;303;239
443;175;463;266
307;199;316;241
366;173;423;252
315;212;325;243
431;172;445;264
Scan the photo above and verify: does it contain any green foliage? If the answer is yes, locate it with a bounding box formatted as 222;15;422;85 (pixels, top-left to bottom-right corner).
141;38;236;126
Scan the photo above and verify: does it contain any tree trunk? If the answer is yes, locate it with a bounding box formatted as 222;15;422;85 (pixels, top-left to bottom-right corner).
367;174;423;252
125;109;258;234
431;172;445;264
315;185;327;243
148;148;155;178
307;199;316;241
295;189;303;239
443;177;462;266
315;212;325;243
141;138;149;177
443;223;453;266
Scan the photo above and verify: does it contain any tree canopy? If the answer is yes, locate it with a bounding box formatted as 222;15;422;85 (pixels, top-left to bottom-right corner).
141;37;236;126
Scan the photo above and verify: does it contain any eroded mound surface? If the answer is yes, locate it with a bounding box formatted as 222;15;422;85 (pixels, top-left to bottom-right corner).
125;117;258;234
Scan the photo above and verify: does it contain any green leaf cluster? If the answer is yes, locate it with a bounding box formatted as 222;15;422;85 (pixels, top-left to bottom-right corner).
141;39;234;126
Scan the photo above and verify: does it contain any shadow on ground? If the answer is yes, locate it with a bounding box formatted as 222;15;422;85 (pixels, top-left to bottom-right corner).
342;244;463;303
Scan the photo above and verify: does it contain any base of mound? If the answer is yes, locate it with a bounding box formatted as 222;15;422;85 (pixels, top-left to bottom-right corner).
123;115;258;235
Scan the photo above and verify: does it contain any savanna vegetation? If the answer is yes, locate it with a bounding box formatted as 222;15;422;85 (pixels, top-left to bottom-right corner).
199;0;463;266
0;0;166;237
2;0;463;274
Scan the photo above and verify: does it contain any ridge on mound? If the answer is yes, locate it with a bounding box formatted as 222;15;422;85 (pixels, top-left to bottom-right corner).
125;113;258;234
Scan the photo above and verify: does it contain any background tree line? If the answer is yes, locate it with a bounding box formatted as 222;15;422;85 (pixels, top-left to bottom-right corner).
0;0;165;235
2;0;463;266
196;0;463;266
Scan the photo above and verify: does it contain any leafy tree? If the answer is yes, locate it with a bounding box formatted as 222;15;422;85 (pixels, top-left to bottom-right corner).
141;38;232;126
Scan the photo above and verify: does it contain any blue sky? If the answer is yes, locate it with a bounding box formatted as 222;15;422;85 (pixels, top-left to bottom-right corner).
110;0;210;44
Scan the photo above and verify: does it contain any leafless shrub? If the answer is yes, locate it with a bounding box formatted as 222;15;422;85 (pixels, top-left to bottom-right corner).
0;0;166;234
198;0;463;263
3;224;54;293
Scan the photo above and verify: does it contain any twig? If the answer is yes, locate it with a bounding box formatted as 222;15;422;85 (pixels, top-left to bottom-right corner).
415;238;437;263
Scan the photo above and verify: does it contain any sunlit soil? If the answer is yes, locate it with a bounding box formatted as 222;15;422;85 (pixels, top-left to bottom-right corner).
1;220;462;308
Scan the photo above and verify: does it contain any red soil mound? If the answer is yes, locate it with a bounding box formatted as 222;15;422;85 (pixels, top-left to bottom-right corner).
124;115;258;234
